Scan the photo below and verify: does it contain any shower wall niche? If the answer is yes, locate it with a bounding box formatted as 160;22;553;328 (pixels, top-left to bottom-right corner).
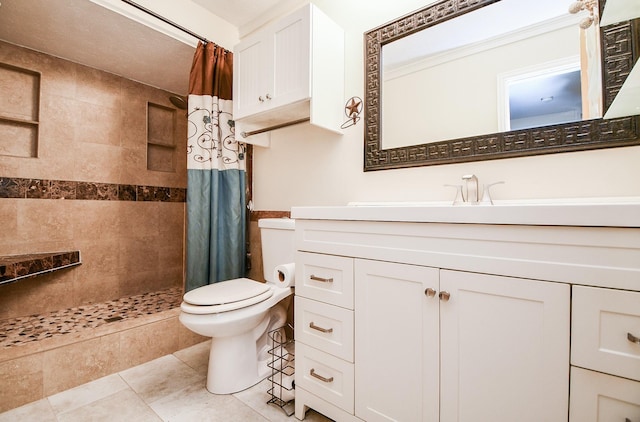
147;102;177;172
0;63;40;158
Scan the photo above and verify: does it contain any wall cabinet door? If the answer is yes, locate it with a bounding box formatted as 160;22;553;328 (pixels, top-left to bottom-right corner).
439;270;570;422
355;259;439;422
233;7;310;120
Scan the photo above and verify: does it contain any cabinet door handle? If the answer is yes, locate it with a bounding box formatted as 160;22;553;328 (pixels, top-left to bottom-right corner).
439;291;450;301
266;93;272;100
258;96;264;102
309;322;333;333
625;418;631;422
425;288;437;297
310;368;334;383
628;332;640;345
310;275;333;283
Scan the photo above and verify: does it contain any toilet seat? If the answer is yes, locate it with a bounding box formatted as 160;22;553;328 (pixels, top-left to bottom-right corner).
181;278;274;315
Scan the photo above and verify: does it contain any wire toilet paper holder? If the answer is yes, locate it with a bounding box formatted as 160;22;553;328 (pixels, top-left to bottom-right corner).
267;323;295;415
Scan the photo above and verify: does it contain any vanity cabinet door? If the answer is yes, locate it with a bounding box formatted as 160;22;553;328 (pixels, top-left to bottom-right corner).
355;259;439;422
439;270;570;422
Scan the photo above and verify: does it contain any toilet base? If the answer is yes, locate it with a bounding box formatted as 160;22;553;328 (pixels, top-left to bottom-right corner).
204;302;287;394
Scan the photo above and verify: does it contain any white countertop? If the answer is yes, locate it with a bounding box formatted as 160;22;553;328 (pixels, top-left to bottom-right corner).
290;198;640;227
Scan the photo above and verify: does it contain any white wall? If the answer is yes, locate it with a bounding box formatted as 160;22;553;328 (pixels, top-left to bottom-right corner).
252;0;640;211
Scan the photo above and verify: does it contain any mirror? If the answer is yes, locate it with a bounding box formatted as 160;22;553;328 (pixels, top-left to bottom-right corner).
364;0;640;171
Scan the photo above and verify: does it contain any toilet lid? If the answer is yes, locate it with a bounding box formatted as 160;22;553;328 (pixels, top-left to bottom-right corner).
180;288;274;314
183;278;271;306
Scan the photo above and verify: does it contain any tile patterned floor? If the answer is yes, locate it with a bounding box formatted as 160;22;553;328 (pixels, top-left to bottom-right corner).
0;287;183;348
0;340;332;422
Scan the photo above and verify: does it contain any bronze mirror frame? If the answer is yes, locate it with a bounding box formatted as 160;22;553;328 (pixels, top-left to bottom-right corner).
364;0;640;171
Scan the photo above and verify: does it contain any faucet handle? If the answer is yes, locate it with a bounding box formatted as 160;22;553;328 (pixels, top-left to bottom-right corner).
444;184;464;205
480;181;504;205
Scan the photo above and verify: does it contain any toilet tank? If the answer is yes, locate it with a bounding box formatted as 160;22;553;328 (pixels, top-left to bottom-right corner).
258;218;295;283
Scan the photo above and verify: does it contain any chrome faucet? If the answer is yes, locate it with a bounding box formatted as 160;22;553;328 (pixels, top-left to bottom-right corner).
462;174;479;204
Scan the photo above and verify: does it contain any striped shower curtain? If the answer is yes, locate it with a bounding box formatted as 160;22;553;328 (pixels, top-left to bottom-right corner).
186;41;246;292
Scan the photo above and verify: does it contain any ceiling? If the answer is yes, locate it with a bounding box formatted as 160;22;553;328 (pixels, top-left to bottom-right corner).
0;0;289;95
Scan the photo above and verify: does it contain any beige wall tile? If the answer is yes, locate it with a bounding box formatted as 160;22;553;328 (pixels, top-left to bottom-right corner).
75;101;122;147
0;353;44;412
5;270;77;317
119;318;179;368
0;200;18;255
16;200;75;245
72;273;120;305
74;66;121;110
43;333;121;396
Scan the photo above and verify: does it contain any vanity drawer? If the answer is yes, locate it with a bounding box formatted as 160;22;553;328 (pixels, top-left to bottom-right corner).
572;286;640;381
295;252;354;309
569;366;640;422
295;342;354;413
295;296;354;362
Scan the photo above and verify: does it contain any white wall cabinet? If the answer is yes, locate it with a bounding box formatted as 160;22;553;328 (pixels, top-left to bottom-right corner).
233;4;344;146
291;216;640;421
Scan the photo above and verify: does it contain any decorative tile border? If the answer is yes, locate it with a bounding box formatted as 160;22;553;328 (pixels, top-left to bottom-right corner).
0;251;81;285
0;177;186;202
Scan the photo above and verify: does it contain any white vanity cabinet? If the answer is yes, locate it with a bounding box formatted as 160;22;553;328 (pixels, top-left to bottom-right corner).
355;261;569;422
294;251;359;421
233;4;344;145
290;208;640;422
569;286;640;422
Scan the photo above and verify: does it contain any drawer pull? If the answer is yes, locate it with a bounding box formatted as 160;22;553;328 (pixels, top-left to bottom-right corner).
310;275;334;283
628;332;640;345
310;368;334;383
309;322;333;333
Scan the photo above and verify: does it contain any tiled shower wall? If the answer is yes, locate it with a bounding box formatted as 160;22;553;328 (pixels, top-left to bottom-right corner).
0;40;188;320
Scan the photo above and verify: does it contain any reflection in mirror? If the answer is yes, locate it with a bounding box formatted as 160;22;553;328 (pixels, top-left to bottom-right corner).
365;0;640;171
381;0;602;149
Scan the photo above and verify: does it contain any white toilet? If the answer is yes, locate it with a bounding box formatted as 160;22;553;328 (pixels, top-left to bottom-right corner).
179;218;295;394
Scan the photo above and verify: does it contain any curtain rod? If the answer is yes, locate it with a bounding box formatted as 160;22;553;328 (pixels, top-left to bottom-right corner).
120;0;210;44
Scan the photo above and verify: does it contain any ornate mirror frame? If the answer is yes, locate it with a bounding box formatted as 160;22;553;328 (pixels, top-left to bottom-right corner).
364;0;640;171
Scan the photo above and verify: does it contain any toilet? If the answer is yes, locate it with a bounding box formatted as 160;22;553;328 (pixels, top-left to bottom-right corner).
179;218;295;394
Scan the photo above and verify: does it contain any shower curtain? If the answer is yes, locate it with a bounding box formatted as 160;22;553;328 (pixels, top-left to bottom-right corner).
186;41;246;292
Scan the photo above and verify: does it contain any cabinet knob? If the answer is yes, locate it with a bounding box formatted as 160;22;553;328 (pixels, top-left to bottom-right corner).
266;93;272;100
439;291;451;301
258;96;264;102
628;332;640;345
425;288;437;297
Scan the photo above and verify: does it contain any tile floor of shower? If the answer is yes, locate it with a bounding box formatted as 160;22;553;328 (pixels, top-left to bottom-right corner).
0;287;184;348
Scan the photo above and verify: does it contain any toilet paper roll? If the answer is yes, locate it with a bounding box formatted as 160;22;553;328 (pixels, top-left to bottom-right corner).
274;374;295;402
274;263;295;287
